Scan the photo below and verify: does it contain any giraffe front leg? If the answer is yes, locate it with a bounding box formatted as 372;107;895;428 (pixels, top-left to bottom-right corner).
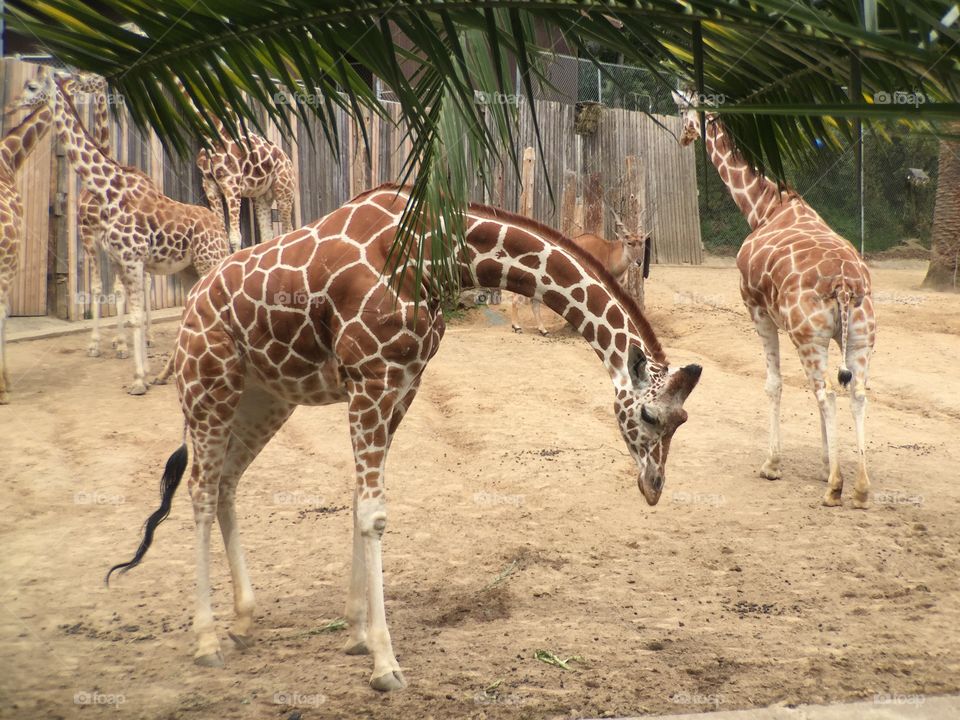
112;274;129;359
120;264;148;395
342;487;370;656
357;495;404;691
531;299;549;336
510;294;524;333
143;272;153;348
345;379;422;691
86;252;103;357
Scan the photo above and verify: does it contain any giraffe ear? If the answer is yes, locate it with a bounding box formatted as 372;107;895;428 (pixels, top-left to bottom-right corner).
628;344;648;387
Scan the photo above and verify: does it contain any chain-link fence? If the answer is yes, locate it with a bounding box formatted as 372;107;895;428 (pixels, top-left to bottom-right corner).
522;52;676;113
696;125;939;255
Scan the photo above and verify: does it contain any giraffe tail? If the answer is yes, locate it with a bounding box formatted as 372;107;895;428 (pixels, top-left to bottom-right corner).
104;443;188;586
837;293;853;388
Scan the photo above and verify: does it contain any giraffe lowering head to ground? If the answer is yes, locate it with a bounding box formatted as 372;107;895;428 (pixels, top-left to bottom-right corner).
14;73;230;396
104;184;702;690
675;90;876;507
194;117;296;252
511;226;648;334
0;91;53;404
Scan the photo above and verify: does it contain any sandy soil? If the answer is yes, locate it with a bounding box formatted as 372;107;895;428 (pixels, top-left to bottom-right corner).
1;259;958;720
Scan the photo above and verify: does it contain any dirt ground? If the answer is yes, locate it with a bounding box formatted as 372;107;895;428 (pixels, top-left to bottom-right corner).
2;258;958;720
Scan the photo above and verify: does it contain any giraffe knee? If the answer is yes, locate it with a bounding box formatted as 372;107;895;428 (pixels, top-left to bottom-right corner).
357;501;387;537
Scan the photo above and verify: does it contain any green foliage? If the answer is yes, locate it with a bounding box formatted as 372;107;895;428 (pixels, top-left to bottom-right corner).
696;126;939;253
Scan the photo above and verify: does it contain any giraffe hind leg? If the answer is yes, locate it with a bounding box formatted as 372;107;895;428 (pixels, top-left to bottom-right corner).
217;386;296;648
847;345;871;509
181;328;245;666
750;309;782;480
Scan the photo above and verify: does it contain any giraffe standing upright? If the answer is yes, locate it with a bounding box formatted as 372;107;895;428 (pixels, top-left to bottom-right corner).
195;120;296;252
74;73;156;359
105;184;702;689
675;91;876;507
0;101;53;404
14;73;230;396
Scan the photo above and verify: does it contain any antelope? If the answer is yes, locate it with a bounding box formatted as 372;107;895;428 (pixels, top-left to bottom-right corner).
511;218;648;335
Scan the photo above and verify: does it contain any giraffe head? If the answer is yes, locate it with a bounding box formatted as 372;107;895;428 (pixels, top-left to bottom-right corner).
672;89;701;147
4;72;54;115
617;350;701;506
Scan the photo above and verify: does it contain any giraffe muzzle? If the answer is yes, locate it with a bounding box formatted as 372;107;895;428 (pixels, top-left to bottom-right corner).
639;471;664;506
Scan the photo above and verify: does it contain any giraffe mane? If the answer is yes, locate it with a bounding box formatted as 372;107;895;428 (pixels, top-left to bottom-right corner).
361;183;668;366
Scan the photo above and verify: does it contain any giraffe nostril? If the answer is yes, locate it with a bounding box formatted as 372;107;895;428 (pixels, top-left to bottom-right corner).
652;474;664;492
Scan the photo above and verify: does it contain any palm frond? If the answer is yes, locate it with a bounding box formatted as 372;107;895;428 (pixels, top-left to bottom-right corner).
5;0;960;300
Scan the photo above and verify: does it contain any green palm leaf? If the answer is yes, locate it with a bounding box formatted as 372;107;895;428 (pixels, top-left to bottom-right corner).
5;0;960;300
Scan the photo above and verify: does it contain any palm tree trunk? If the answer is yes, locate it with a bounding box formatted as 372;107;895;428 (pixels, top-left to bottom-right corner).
923;124;960;291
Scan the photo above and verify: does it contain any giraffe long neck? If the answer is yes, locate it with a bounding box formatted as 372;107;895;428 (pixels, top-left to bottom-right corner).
90;84;110;152
1;105;53;175
52;84;118;196
704;117;783;230
460;210;667;385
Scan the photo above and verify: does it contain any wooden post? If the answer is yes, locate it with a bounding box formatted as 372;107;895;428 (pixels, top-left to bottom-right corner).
560;169;577;237
582;172;603;235
518;146;535;218
350;108;372;197
623;154;647;308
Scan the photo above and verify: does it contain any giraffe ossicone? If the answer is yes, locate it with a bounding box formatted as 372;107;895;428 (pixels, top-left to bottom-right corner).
675;88;876;508
106;184;701;690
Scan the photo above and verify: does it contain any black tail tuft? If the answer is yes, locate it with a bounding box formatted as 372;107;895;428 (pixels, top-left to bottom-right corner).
838;369;853;387
105;444;188;586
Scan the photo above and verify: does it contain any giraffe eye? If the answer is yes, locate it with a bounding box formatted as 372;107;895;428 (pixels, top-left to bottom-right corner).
640;404;658;425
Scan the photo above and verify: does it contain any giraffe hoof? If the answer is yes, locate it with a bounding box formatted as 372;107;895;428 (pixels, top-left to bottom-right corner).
128;381;148;396
851;492;870;510
0;393;8;405
539;330;550;337
759;464;781;481
87;347;101;358
116;350;129;360
370;669;406;692
821;492;843;508
512;326;523;334
227;631;255;650
194;650;225;668
342;637;369;656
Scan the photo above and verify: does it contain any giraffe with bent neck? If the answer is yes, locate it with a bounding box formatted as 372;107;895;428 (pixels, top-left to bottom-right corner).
675;90;876;507
0;101;53;404
511;227;646;335
106;184;701;690
15;73;229;396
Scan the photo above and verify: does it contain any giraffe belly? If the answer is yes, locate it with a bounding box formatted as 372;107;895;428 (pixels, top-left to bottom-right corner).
244;352;349;406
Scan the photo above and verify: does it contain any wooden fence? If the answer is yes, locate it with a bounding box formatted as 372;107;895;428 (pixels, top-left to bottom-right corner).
1;59;701;319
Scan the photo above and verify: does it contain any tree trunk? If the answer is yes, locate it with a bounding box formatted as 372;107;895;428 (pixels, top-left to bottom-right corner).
922;125;960;290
